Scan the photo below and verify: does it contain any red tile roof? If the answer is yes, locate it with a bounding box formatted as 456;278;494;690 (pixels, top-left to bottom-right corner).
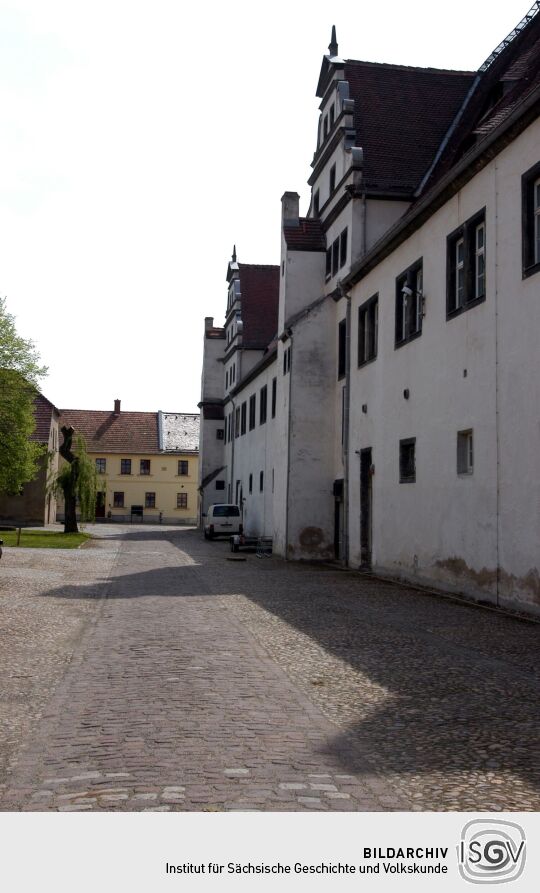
59;409;161;454
283;218;326;251
344;60;475;195
32;393;59;443
238;264;280;349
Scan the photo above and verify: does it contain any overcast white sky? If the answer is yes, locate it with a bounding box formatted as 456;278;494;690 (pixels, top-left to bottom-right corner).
0;0;533;412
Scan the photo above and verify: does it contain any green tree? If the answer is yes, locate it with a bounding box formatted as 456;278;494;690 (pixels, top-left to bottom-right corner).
0;297;47;495
55;428;98;533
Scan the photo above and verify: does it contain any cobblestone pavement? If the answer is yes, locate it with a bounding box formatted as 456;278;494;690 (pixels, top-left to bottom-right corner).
0;526;539;811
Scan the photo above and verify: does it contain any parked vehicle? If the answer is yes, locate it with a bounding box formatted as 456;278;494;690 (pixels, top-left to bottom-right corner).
203;504;243;539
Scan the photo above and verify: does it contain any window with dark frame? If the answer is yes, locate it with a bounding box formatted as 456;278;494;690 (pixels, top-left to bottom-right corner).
522;161;540;277
145;492;156;508
447;210;486;317
178;460;188;475
325;228;348;280
457;430;474;475
235;407;240;438
249;473;253;494
249;394;256;430
399;438;416;483
259;471;264;492
120;459;131;475
177;492;188;508
215;480;225;491
113;491;124;507
260;385;267;424
338;319;347;379
271;377;277;418
329;164;336;194
395;259;423;347
358;294;378;366
95;458;106;474
140;459;151;475
241;401;247;435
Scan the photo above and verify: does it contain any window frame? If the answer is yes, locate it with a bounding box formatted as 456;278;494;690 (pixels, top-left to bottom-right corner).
446;209;486;318
358;294;378;367
259;385;267;425
140;459;151;476
95;458;106;474
457;429;474;475
522;160;540;278
271;377;277;418
176;492;188;508
395;259;423;348
338;319;347;380
399;438;416;483
240;401;247;436
113;491;124;508
120;458;131;475
145;492;156;508
249;394;256;431
178;460;189;476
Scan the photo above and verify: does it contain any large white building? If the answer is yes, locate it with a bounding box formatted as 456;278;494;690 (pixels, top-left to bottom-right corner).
199;8;540;616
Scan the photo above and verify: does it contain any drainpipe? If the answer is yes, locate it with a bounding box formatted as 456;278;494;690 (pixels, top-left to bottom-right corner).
284;329;293;559
342;287;352;566
229;397;236;505
494;160;501;607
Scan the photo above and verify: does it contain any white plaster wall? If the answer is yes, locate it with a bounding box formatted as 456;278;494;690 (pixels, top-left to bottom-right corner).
226;363;277;538
347;120;540;612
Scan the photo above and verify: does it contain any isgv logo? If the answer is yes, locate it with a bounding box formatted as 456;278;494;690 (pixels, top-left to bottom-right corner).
458;820;526;884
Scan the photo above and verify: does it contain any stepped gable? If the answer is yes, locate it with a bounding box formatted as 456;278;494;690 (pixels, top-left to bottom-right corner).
238;263;280;349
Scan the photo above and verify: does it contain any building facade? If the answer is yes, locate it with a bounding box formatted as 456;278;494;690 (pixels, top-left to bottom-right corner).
0;392;60;526
59;401;199;524
199;9;540;615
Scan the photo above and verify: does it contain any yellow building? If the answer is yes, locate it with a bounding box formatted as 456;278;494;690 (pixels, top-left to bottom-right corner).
58;400;199;524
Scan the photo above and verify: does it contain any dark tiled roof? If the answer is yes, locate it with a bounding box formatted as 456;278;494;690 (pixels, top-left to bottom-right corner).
344;60;475;195
422;13;540;189
59;409;160;454
238;264;279;349
32;393;59;443
284;218;326;251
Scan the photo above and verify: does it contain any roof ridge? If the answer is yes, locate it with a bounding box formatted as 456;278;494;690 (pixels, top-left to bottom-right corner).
238;263;280;270
345;58;475;76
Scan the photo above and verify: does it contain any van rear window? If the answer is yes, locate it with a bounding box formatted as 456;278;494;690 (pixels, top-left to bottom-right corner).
213;505;240;517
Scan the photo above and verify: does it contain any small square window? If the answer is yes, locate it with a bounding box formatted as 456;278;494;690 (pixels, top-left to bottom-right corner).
215;480;225;491
457;430;474;475
95;458;106;474
145;492;156;508
216;429;224;440
113;491;124;507
120;459;131;475
178;460;189;475
399;438;416;483
140;459;151;475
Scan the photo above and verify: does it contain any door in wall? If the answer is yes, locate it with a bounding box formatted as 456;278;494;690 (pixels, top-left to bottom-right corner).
95;491;106;519
360;448;372;567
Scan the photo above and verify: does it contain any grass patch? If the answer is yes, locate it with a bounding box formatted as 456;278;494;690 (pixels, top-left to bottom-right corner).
0;530;91;549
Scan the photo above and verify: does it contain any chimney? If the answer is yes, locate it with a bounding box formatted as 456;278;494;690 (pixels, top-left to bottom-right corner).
204;317;214;331
281;191;300;228
114;398;121;415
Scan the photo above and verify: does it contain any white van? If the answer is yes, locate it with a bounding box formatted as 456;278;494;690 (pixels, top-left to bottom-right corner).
203;504;243;539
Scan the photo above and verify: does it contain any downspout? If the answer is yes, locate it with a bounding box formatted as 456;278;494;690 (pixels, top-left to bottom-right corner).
494;160;501;607
229;397;236;505
284;330;293;559
342;288;352;566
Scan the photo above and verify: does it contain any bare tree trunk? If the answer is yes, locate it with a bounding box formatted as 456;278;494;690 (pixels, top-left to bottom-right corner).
59;425;79;534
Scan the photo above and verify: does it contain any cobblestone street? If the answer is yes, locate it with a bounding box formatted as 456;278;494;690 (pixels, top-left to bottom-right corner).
0;525;538;811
